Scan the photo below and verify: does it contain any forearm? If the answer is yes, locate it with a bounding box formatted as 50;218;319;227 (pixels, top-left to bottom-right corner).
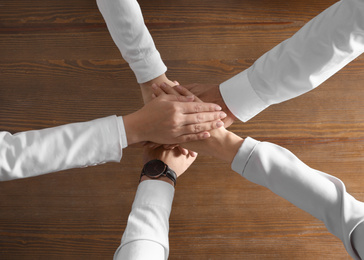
0;116;124;181
114;180;174;260
232;137;364;259
96;0;167;83
221;0;364;122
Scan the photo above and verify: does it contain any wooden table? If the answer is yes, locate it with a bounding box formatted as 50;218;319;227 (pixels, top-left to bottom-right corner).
1;0;363;259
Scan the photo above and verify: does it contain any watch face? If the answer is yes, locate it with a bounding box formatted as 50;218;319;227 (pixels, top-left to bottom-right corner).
145;159;166;177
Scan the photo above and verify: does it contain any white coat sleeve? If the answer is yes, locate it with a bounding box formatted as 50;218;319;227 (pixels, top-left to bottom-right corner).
231;137;364;259
96;0;167;83
220;0;364;122
0;115;126;181
114;180;174;260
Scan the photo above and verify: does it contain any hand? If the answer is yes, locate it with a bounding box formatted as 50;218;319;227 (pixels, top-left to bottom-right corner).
182;126;244;165
143;146;195;178
139;73;178;104
123;94;226;145
150;83;221;157
181;83;236;128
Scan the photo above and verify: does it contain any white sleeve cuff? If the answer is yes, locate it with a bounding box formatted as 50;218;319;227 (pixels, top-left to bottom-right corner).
117;116;128;149
231;137;260;175
115;180;174;260
220;69;269;122
129;51;167;84
132;180;175;210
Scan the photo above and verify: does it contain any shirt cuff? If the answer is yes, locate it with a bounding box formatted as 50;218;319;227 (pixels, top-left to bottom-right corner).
220;70;268;122
133;180;175;211
117;116;128;149
231;137;260;176
129;51;168;84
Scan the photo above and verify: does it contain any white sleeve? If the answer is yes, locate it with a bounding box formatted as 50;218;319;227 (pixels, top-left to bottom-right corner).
114;180;174;260
220;0;364;122
231;137;364;259
0;115;125;181
96;0;167;83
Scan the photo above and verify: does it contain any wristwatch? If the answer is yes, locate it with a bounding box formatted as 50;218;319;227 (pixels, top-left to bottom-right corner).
140;159;177;186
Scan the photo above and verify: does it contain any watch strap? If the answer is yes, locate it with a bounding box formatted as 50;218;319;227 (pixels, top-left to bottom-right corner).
140;160;177;186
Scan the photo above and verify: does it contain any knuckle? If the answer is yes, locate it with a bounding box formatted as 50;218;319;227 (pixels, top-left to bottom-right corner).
194;104;202;113
184;135;192;142
214;112;220;120
193;124;202;133
171;119;180;127
196;114;204;123
212;121;217;129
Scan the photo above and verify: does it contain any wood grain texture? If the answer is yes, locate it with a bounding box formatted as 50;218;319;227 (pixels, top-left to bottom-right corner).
1;0;363;259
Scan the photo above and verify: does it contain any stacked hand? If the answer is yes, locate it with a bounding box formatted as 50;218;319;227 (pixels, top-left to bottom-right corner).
136;76;242;183
181;83;236;128
123;90;226;146
150;83;244;165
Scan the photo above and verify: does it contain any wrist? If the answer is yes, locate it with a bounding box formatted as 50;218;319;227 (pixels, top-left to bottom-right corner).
140;74;175;104
122;112;142;145
209;130;244;164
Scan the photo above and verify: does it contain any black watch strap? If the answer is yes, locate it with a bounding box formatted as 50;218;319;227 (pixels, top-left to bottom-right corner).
140;159;177;186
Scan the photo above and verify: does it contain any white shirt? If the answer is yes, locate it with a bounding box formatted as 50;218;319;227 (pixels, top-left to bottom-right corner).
0;116;126;181
220;0;364;122
2;0;364;258
0;115;174;259
93;0;364;258
114;180;174;260
1;116;363;259
96;0;167;83
232;138;364;260
97;0;364;123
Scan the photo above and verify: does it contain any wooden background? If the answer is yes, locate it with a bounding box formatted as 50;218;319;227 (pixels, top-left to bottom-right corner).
1;0;363;259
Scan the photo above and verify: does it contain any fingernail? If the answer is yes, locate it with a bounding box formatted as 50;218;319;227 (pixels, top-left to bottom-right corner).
161;83;167;88
203;132;210;139
151;83;158;89
220;112;227;118
215;106;222;111
186;95;194;99
216;121;224;127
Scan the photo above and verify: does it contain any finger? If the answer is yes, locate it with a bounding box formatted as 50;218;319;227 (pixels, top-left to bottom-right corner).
181;102;223;114
177;146;189;156
182;120;224;135
163;144;178;150
160;83;181;96
189;150;198;157
149;143;162;149
162;94;194;103
176;95;195;102
173;80;180;86
175;85;203;102
176;131;211;143
151;83;167;97
184;111;227;125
